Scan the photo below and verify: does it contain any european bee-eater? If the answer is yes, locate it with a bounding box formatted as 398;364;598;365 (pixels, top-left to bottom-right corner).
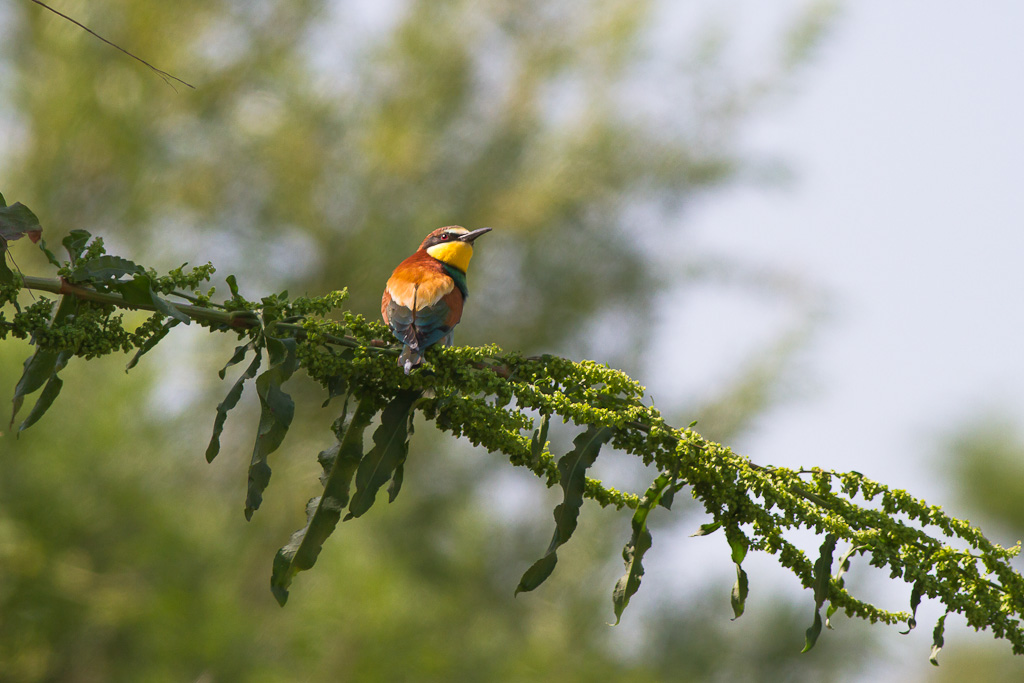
382;226;492;373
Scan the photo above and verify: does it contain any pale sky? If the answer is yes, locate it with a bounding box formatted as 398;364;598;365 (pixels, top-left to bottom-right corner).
661;1;1024;492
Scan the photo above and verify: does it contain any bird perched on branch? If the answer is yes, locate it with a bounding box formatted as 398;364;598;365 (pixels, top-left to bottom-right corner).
382;226;492;374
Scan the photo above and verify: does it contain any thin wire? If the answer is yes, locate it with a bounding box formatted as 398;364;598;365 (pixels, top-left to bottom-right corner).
28;0;196;91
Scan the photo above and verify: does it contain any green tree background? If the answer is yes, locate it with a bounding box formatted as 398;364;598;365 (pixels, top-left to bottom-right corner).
8;0;1003;680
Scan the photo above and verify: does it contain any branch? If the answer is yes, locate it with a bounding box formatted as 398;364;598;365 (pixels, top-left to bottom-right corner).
4;222;1024;662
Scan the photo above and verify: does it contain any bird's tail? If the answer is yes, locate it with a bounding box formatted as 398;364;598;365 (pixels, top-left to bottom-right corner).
398;344;423;375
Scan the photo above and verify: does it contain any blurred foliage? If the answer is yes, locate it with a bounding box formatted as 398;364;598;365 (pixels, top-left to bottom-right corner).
0;0;872;681
925;417;1024;681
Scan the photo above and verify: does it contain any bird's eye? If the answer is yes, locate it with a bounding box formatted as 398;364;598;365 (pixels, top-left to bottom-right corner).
440;233;450;241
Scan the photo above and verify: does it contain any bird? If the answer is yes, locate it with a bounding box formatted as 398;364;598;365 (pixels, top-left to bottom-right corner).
382;226;492;374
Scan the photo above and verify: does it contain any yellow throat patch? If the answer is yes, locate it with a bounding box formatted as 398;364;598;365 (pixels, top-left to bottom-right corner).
426;241;474;272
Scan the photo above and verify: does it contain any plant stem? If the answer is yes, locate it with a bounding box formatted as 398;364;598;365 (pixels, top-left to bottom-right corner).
20;275;259;328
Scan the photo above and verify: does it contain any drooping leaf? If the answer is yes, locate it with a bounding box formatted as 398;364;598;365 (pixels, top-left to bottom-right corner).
611;471;674;623
731;564;750;620
516;423;616;595
321;374;348;408
900;578;925;634
271;398;376;605
17;350;72;432
244;335;299;519
126;318;180;371
10;296;78;427
345;389;420;519
206;346;261;463
801;533;837;653
218;342;253;379
530;412;550;465
387;404;415;503
930;613;947;666
725;529;750;620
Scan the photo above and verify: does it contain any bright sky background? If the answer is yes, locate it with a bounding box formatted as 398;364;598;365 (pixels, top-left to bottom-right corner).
643;2;1024;676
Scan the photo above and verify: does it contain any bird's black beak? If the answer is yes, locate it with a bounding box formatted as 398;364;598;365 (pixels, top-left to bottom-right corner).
458;227;493;243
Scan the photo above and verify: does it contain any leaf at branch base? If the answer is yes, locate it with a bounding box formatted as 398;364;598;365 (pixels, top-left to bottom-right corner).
115;274;190;324
62;229;92;264
345;390;420;520
516;423;616;595
69;255;144;283
611;471;674;623
244;336;299;520
271;398;376;605
205;346;261;463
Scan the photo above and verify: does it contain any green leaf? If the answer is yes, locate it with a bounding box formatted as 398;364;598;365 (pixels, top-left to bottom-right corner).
226;274;240;297
271;398;376;605
929;614;947;666
10;296;78;428
36;237;61;267
0;251;13;286
802;611;824;654
611;471;674;623
691;521;721;537
345;389;420;519
126;319;180;371
516;423;615;595
731;564;750;620
387;406;415;503
727;531;748;566
62;229;91;263
245;336;299;519
801;533;837;653
725;529;751;620
206;346;261;463
17;350;72;432
530;413;550;464
69;255;144;283
321;374;348;408
115;274;190;324
900;579;925;634
658;481;680;510
0;202;42;243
